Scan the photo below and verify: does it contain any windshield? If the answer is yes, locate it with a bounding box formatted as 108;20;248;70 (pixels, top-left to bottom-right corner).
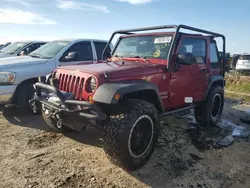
29;40;70;59
239;55;250;60
113;35;172;59
0;42;28;54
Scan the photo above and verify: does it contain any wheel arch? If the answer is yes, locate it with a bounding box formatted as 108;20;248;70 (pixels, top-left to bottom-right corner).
203;76;224;100
122;90;164;113
92;81;165;113
12;77;38;104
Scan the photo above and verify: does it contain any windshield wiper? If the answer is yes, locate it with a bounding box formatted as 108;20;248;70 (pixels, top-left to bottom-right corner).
128;55;148;62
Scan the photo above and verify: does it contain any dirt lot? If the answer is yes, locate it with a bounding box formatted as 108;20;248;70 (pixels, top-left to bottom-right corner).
0;98;250;188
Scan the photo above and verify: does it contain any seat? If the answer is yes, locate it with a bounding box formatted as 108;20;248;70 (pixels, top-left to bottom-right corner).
178;45;188;54
192;46;205;64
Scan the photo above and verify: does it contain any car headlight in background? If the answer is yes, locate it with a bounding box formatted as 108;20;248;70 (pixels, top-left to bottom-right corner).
85;76;97;92
0;72;16;85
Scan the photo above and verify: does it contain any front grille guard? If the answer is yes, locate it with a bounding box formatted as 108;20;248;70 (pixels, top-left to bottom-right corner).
29;80;106;121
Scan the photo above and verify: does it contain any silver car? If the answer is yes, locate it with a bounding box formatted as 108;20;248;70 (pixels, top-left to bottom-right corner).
236;54;250;71
0;41;47;58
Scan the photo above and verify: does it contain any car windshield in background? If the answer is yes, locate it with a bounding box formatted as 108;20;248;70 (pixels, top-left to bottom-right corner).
0;42;28;54
239;55;250;60
29;41;70;59
113;35;172;59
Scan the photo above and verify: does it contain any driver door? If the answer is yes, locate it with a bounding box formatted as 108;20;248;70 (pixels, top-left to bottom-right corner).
168;36;209;109
59;41;95;66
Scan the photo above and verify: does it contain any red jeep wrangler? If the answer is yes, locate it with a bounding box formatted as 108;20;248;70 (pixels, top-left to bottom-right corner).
31;25;226;171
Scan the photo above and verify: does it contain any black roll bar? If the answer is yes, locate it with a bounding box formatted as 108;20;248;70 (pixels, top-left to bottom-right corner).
102;24;226;77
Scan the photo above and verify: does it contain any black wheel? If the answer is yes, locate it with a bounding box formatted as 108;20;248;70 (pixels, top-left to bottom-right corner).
194;85;224;127
103;99;160;171
13;81;39;114
42;110;71;133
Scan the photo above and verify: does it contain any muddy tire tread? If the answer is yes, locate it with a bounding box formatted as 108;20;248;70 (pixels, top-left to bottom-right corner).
103;99;159;170
195;85;224;127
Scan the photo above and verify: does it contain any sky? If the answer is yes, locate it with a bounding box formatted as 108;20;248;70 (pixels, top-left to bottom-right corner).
0;0;249;54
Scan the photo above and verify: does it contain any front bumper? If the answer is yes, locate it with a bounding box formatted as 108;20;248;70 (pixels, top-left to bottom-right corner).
30;82;107;121
0;85;17;104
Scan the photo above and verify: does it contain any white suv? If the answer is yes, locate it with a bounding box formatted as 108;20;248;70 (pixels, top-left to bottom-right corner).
0;38;113;110
236;54;250;71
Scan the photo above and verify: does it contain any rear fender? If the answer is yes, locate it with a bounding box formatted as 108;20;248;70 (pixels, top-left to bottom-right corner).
203;75;224;100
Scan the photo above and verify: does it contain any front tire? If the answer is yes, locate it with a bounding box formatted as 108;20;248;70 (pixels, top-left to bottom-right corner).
13;81;38;114
103;99;160;171
194;85;224;127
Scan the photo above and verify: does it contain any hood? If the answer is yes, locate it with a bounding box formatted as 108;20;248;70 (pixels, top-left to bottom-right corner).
60;61;165;79
0;56;48;70
0;53;13;58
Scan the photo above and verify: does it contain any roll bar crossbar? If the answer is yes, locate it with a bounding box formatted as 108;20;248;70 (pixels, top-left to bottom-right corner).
102;24;226;77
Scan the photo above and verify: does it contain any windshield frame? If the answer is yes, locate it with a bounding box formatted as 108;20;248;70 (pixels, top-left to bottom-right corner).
112;34;173;61
29;40;71;59
0;42;29;54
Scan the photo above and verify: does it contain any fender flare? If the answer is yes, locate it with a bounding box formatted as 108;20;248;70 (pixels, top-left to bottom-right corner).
92;81;164;112
203;75;224;100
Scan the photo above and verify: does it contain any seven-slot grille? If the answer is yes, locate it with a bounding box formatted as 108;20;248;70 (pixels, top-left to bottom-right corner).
58;73;85;100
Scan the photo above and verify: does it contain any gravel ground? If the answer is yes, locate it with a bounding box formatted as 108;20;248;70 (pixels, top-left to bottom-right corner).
0;98;250;188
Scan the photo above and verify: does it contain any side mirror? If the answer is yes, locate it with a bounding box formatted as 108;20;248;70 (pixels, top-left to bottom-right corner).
103;50;111;60
65;52;78;61
176;54;193;65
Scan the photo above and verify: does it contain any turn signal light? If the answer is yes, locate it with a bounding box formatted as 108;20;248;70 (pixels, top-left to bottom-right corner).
115;94;120;100
88;95;95;104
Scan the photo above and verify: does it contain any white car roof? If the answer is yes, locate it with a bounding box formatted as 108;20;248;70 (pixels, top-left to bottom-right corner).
11;40;48;44
55;38;109;43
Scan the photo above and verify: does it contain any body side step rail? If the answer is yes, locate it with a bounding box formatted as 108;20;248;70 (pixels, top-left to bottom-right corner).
158;105;195;118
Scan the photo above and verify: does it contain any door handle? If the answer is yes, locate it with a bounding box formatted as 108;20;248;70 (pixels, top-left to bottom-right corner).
200;67;206;73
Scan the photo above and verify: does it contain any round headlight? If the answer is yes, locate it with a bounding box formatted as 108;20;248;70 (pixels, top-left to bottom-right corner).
86;76;97;92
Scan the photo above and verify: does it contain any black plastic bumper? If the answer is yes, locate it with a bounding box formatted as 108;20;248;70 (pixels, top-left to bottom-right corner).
30;82;107;121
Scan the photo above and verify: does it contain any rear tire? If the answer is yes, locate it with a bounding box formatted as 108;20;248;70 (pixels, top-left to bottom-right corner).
103;99;160;171
194;85;224;127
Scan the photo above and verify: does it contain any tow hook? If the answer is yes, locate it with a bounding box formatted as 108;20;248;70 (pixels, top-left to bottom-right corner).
30;99;38;114
32;103;37;114
56;118;63;129
55;114;63;129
